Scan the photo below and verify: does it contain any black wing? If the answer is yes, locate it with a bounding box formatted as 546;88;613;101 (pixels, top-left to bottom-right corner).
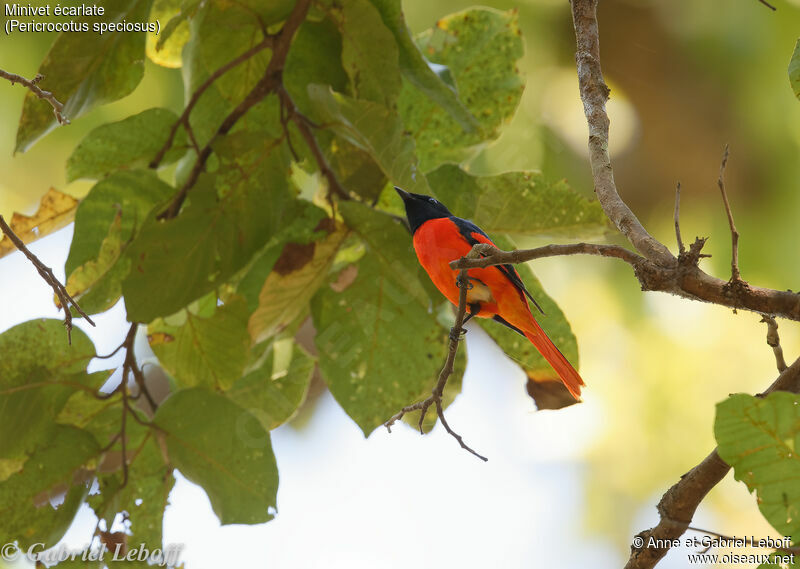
451;216;545;315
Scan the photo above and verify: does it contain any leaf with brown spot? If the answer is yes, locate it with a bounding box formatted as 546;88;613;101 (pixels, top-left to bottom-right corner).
0;189;78;259
273;242;316;275
248;225;348;344
147;332;175;345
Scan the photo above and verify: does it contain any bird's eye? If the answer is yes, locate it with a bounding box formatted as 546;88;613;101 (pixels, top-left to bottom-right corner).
429;198;438;204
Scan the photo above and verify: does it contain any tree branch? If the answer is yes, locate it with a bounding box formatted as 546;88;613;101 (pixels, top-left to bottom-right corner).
563;0;800;322
157;0;312;220
570;1;675;267
450;242;800;321
149;34;275;169
0;69;69;125
625;356;800;569
0;214;94;343
385;256;487;461
450;242;644;269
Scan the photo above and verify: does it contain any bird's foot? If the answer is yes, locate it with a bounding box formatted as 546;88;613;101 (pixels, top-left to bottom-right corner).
449;327;468;342
455;274;474;290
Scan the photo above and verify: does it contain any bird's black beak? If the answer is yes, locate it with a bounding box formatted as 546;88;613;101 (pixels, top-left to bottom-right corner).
394;186;411;201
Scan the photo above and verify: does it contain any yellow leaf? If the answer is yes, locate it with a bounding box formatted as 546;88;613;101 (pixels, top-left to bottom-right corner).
0;188;78;258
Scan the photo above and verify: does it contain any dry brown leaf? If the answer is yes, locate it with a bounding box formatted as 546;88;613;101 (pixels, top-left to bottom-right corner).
0;188;78;258
525;374;580;410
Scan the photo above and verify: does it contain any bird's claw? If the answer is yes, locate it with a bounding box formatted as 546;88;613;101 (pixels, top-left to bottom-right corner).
455;275;473;290
449;327;468;342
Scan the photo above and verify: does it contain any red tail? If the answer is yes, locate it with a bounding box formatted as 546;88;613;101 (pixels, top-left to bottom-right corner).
523;327;585;401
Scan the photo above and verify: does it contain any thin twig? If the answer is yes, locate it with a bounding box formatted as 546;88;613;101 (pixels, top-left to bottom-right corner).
149;34;274;169
0;215;95;343
278;96;301;162
717;145;741;282
756;0;777;10
674;182;685;255
625;356;800;569
0;69;70;125
120;323;158;412
385;257;487;461
760;315;788;372
277;85;350;202
156;0;312;219
94;342;127;360
119;372;129;490
182;117;202;156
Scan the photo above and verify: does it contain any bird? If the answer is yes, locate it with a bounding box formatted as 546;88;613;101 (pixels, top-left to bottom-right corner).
395;186;585;400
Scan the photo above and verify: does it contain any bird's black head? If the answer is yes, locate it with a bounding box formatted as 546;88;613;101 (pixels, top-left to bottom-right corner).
394;186;453;234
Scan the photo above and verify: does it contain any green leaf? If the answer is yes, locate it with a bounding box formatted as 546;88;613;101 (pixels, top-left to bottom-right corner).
397;8;524;171
0;320;97;458
155;387;279;525
183;0;277;145
715;392;800;538
227;339;315;430
148;297;250;390
66;109;188;181
0;425;98;548
15;0;155;152
338;201;431;306
122;133;295;322
65;170;174;315
427;164;609;237
284;19;349;115
236;0;295;27
368;0;478;132
324;136;387;200
789;39;800;101
90;437;174;550
308;86;430;194
322;0;402;107
475;234;581;410
56;376;121;446
312;203;452;434
248;221;348;344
